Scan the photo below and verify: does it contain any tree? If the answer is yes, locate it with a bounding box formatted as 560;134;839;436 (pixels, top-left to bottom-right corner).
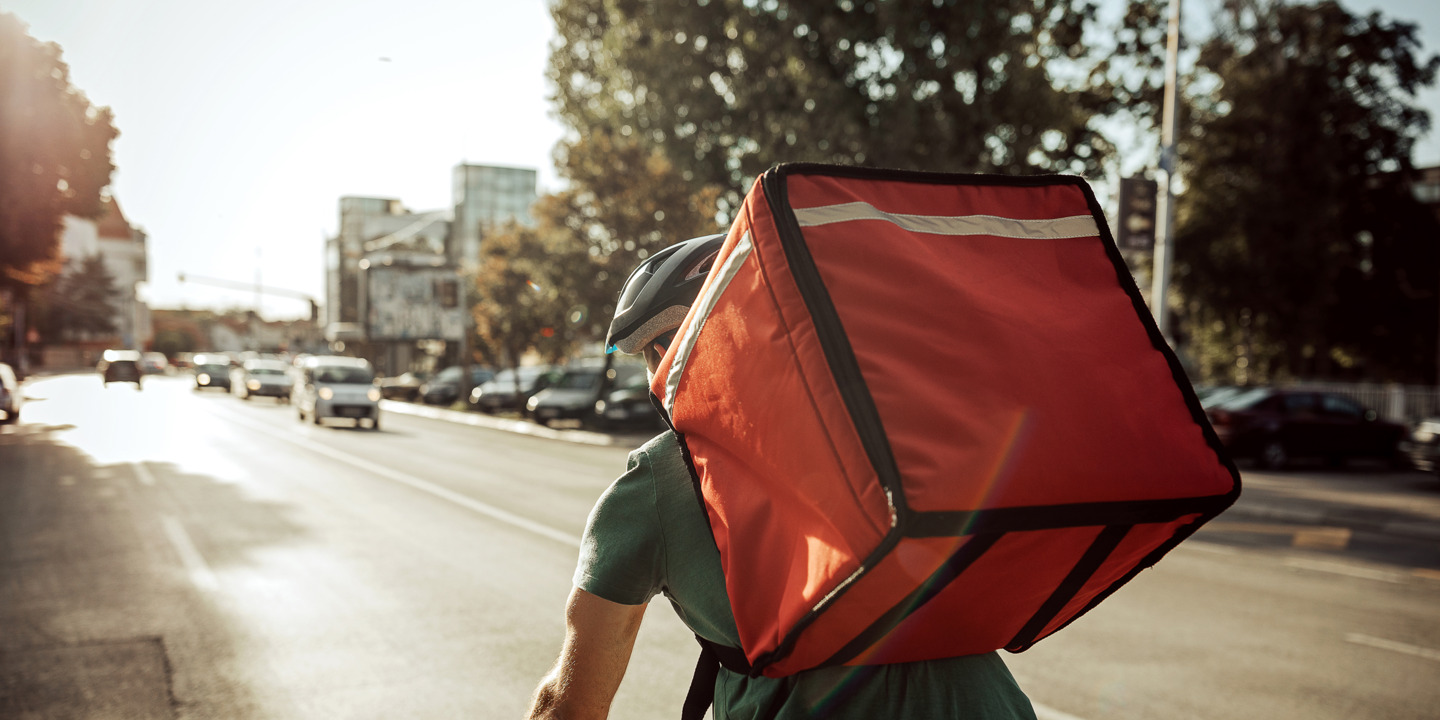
547;0;1116;214
31;254;119;341
473;134;722;365
1173;0;1439;383
0;12;117;286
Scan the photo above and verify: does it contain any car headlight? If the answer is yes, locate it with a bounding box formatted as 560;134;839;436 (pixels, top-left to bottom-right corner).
197;373;210;384
318;387;334;400
595;400;607;413
248;380;261;390
526;396;540;411
367;388;381;402
471;388;483;401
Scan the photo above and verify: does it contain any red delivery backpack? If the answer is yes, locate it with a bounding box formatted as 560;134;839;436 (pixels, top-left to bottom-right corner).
651;164;1241;687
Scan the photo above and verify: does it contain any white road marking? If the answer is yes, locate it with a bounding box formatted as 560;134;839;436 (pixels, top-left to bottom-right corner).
132;461;158;486
161;515;219;591
1034;702;1088;720
1284;558;1406;584
216;408;582;548
1345;633;1440;662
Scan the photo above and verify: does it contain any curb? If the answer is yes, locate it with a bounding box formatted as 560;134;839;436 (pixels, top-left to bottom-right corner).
378;400;631;447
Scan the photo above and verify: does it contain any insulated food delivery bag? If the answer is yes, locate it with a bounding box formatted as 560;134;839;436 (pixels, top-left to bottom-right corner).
651;163;1241;678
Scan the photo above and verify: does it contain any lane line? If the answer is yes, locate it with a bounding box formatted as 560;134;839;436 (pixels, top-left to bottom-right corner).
214;407;582;548
1034;702;1088;720
161;515;219;592
1284;558;1405;584
132;461;157;486
1345;633;1440;662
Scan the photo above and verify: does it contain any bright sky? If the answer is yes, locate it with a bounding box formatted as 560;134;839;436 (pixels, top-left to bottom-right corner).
5;0;1439;321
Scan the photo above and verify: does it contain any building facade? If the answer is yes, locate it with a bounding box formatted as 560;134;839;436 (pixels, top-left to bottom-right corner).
55;196;151;351
323;162;538;375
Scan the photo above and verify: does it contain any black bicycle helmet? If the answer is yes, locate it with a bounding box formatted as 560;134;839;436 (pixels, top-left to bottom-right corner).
605;233;727;355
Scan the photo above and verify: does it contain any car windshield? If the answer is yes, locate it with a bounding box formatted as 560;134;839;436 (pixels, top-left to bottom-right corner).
196;364;228;373
314;366;374;384
250;368;287;376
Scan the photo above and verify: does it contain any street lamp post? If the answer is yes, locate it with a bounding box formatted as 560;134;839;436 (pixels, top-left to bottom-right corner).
1151;0;1183;343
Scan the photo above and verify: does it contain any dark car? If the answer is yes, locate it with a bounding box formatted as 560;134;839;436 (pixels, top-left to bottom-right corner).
1404;417;1440;476
1205;388;1406;469
470;365;560;414
192;354;233;391
98;349;143;388
591;379;663;431
527;362;647;428
419;366;495;406
0;361;20;424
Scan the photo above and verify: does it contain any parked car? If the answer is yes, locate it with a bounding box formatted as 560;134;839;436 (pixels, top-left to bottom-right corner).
1195;385;1245;409
294;355;381;429
377;371;430;402
419;365;495;406
191;354;232;391
0;361;21;425
527;362;646;428
1205;388;1406;469
1403;417;1440;475
236;358;293;402
98;349;143;388
590;373;662;431
469;365;560;413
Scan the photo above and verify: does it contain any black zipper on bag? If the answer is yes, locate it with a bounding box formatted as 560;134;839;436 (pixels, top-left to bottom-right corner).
751;165;913;672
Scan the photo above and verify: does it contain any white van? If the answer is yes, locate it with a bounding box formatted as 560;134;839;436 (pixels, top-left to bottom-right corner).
294;355;381;430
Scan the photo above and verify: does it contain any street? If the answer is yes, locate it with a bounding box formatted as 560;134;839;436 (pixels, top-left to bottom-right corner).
3;373;1439;719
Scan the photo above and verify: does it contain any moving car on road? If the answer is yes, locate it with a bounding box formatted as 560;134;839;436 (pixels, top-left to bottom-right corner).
527;362;646;428
191;354;232;391
294;356;381;430
377;371;430;402
1205;388;1405;469
0;361;20;424
237;358;293;402
1404;417;1440;476
98;349;143;388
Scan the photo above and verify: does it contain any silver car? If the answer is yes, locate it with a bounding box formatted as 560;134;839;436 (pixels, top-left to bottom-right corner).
294;356;381;430
237;358;293;402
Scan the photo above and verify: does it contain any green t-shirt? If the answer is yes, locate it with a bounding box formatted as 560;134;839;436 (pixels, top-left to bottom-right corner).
575;432;1037;720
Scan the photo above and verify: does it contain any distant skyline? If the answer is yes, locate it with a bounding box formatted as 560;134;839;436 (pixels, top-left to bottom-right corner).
5;0;1439;321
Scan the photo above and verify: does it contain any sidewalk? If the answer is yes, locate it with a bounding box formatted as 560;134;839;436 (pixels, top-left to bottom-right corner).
379;399;659;449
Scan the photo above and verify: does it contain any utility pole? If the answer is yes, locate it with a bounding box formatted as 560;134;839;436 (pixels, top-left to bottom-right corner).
1150;0;1182;343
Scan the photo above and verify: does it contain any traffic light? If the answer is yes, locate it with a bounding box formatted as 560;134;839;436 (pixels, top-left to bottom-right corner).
1117;177;1159;251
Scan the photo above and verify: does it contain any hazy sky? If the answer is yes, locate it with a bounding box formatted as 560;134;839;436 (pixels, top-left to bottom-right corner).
5;0;1439;320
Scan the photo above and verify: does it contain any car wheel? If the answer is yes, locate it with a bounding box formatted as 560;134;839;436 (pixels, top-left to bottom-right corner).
313;411;323;425
1259;440;1289;470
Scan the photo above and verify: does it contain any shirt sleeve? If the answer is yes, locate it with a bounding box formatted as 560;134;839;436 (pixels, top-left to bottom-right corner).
573;444;666;605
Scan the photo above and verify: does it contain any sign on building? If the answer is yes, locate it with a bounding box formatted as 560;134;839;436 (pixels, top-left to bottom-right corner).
366;266;465;341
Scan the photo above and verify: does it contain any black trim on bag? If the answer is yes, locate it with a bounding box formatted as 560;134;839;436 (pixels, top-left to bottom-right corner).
1006;524;1132;649
904;494;1234;538
748;166;912;675
819;532;1005;668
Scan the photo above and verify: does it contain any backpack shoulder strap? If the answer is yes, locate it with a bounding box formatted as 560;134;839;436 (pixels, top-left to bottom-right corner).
682;636;754;720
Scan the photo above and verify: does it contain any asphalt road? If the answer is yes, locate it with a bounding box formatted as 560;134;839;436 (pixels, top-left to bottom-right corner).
2;373;1438;719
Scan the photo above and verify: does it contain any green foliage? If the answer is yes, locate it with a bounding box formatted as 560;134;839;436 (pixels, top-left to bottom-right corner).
1174;0;1439;383
0;12;117;287
32;255;119;341
473;136;721;363
548;0;1115;213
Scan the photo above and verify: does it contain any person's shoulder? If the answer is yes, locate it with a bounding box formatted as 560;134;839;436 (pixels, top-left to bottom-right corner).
627;430;681;468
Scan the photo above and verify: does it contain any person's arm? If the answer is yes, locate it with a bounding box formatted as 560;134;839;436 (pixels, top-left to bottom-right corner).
527;587;648;720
